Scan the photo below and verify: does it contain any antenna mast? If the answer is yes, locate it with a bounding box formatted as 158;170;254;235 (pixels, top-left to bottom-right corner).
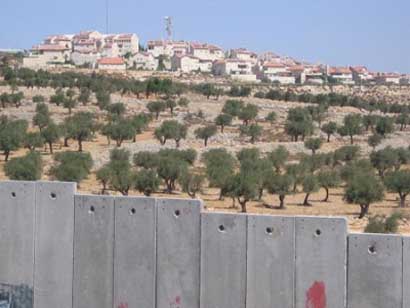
164;16;173;41
105;0;109;34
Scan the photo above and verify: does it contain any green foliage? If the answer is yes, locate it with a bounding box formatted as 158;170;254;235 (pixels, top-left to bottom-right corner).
103;148;133;195
302;175;320;206
5;151;43;180
384;170;410;207
154;120;187;147
107;102;126;117
396;113;409;131
362;114;378;131
78;87;91;105
194;125;217;146
133;151;159;169
24;132;44;151
285;107;314;141
32;95;45;103
238;103;258;125
179;170;205;198
334;145;360;164
96;165;111;194
147;100;166;119
304;137;323;154
33;103;51;131
222;99;244;117
344;172;384;218
268;146;289;172
340;159;374;182
338;114;363;144
240;123;262;143
370;146;400;177
266;173;293;209
321;121;337;142
104;118;135;147
214;113;233;133
65;112;96;151
228;85;251;97
165;99;177;115
50;151;93;183
41;121;60;153
96;90;111;110
317;170;341;202
0;118;28;161
195;83;223;99
177;97;190;107
365;213;402;234
265;111;277;125
375;116;395;136
202;148;236;198
134;169;160;196
368;134;382;150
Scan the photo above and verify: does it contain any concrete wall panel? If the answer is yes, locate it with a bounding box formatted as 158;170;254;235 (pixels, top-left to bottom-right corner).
73;195;114;308
156;198;202;308
114;196;156;308
246;215;295;308
348;233;402;308
404;237;410;308
295;216;347;308
200;213;247;308
34;181;76;308
0;181;36;308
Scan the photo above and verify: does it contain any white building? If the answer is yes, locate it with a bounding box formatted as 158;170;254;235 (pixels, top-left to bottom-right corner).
171;55;213;73
189;43;225;61
130;52;158;70
147;40;189;58
97;57;126;71
230;48;258;65
23;44;71;69
213;59;257;81
327;66;354;84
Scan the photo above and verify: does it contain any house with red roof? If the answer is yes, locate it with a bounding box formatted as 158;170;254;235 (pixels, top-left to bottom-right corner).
189;43;225;61
97;57;126;70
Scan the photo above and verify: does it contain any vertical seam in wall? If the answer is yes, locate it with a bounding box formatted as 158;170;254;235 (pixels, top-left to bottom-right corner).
345;234;349;308
72;193;77;308
244;214;248;308
112;197;116;308
198;202;202;308
293;217;297;308
154;198;158;308
33;181;38;306
402;237;404;308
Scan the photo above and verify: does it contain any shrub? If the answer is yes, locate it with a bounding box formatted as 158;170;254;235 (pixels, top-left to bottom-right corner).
50;151;93;183
5;151;43;180
364;213;402;234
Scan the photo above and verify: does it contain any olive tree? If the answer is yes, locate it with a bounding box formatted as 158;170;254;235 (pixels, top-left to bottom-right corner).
384;170;410;208
195;125;217;146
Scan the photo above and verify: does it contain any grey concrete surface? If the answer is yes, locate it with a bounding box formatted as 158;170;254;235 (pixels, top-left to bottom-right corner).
114;196;156;308
156;198;202;308
295;216;347;308
404;237;410;308
0;181;35;287
200;213;247;308
73;195;114;308
34;181;76;308
246;215;295;308
348;233;403;308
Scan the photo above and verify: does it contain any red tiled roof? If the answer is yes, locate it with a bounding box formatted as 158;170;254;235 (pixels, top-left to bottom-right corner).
97;57;125;65
33;44;69;51
288;65;305;72
263;62;285;68
329;67;352;74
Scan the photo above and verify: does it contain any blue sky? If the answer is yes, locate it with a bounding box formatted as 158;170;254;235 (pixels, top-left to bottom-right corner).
1;0;409;72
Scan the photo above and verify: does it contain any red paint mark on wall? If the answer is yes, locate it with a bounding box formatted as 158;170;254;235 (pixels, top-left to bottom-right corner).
306;281;326;308
118;303;128;308
169;295;182;308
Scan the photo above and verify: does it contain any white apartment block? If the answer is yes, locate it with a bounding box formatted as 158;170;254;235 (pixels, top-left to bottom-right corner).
171;55;213;73
129;52;158;70
230;48;258;65
23;44;71;69
327;66;354;84
189;43;225;61
213;59;257;81
147;40;189;58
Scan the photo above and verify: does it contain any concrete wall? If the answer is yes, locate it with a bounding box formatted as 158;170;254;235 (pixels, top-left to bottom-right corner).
0;180;408;308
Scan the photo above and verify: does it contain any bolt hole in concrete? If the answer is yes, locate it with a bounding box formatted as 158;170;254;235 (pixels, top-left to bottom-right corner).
11;192;16;198
368;245;377;255
50;192;57;200
174;209;180;217
89;206;95;214
130;208;136;215
315;229;322;236
266;227;274;235
218;225;226;232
